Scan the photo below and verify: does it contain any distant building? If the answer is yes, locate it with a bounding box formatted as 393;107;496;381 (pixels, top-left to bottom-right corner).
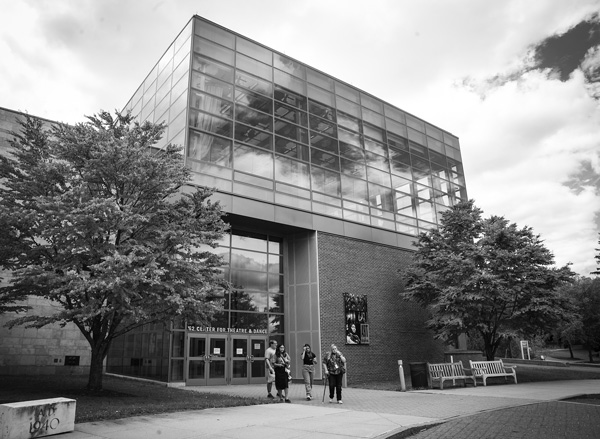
0;16;468;384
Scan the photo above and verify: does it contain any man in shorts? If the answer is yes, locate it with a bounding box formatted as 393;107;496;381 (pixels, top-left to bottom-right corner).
265;340;277;398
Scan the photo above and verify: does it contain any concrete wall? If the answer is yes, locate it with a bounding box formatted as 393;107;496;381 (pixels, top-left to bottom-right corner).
317;232;445;384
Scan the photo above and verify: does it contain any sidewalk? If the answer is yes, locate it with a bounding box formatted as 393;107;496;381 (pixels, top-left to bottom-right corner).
67;379;600;439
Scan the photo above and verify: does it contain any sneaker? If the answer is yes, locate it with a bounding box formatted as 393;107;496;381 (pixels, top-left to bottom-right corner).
267;394;274;399
306;395;312;401
285;399;291;403
338;400;343;404
329;398;333;403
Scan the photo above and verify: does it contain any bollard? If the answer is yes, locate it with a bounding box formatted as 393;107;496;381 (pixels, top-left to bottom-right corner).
397;360;406;391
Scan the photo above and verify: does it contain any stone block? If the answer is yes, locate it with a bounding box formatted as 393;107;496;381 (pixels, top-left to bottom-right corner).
0;397;75;439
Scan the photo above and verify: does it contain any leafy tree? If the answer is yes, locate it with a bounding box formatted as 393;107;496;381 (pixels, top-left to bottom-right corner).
401;200;575;360
556;276;600;362
0;112;229;390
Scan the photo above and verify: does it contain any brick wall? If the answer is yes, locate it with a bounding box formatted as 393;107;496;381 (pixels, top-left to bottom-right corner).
318;232;445;384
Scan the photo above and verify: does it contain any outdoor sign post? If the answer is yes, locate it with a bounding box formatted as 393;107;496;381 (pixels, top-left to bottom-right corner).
520;340;530;360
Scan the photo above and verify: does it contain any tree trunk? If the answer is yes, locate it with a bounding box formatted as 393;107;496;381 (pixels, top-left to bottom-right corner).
588;346;594;363
87;342;109;391
567;340;574;359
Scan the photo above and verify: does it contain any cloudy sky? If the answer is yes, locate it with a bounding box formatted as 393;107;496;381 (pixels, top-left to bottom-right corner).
1;0;599;276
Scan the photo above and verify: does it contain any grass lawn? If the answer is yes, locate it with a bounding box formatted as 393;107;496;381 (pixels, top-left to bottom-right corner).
0;374;269;423
2;364;599;423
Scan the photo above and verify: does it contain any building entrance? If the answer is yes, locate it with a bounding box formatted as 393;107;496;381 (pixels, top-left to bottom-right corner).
186;333;268;385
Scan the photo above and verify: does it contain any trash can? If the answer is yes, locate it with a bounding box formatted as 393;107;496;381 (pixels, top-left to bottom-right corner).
409;362;429;388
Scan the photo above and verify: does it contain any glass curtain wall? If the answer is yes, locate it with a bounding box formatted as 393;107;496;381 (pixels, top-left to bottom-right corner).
186;18;466;237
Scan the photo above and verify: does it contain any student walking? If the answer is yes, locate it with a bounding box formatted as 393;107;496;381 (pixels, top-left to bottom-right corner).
272;344;292;402
265;340;277;399
301;343;317;400
322;344;346;404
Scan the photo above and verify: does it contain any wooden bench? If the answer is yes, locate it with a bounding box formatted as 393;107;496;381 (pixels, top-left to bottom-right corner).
427;361;476;389
469;359;517;386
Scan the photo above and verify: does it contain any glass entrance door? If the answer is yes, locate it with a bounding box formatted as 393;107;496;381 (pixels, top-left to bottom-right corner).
229;336;267;385
186;334;267;385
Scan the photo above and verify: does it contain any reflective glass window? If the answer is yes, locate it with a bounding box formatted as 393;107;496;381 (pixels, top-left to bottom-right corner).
231;232;268;251
235;70;273;97
363;124;384;142
360;93;383;113
341;175;368;204
408;128;426;145
338;128;362;148
275;137;309;162
427;137;445;154
406;114;425;132
388;133;408;152
274;85;307;110
274;69;306;94
369;183;394;212
364;138;387;157
392;175;413;194
426;124;443;141
191;90;233;119
195;20;235;48
274;120;308;144
230;248;268;271
409;141;428;159
236;37;272;65
234;125;273;150
275;157;310;188
390;160;411;179
443;132;460;149
386;119;407;138
340;158;366;179
235;104;272;132
337;111;360;132
231;312;268;330
339;142;365;162
311;167;341;197
384;104;405;123
233;143;273;178
308;84;334;107
309;116;336;137
192;55;234;82
193;36;234;65
310;133;338;154
189;109;233;137
274;54;306;79
234;89;272;114
275;101;307;127
367;166;391;187
269;293;283;312
311;148;339;171
365;152;389;171
307;68;334;91
336;96;360;118
236;51;272;78
268;254;282;273
191;71;233;100
362;107;384;128
269;315;284;333
188;130;232;167
415;199;436;223
415;183;432;200
411;156;430;179
309;100;336;122
230;290;268;313
395;191;414;217
335;81;359;102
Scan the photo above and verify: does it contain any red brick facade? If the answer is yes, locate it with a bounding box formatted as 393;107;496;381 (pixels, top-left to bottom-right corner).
318;232;445;384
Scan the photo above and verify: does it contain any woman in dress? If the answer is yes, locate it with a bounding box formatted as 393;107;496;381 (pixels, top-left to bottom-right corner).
271;344;291;402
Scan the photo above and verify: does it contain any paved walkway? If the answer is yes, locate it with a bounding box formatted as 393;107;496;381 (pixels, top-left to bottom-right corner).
67;378;600;439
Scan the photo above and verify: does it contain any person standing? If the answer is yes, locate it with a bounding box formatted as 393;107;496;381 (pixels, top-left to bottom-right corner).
271;344;292;402
265;340;277;399
301;343;317;400
322;344;346;404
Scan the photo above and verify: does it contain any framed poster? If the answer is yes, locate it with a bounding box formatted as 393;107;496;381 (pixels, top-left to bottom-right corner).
344;293;369;344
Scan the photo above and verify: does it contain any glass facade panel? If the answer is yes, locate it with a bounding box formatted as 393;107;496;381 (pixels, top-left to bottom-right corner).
180;18;466;238
188;130;232;167
275;156;310;188
233;143;273;178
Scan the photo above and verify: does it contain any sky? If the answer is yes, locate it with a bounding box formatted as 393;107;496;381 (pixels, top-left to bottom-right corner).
1;0;599;276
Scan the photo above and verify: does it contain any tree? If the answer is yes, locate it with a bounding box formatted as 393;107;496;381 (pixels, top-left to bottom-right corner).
557;276;600;362
0;112;229;390
401;200;575;360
